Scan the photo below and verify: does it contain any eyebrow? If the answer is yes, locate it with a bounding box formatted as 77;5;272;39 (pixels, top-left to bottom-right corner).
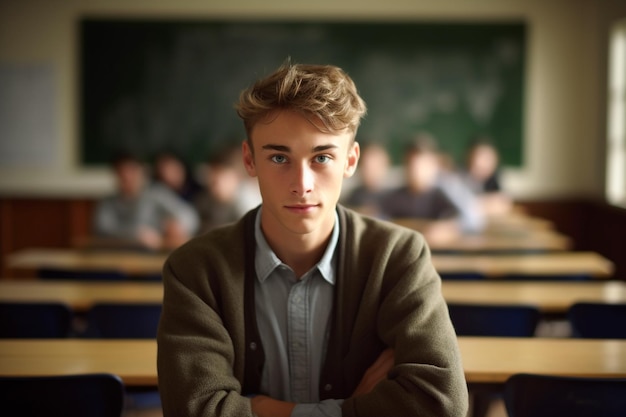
260;144;339;153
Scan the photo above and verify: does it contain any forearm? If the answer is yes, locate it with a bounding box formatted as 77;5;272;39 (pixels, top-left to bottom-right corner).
342;241;468;416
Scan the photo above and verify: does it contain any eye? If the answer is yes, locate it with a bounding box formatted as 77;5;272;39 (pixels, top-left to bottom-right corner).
314;155;331;164
270;154;288;164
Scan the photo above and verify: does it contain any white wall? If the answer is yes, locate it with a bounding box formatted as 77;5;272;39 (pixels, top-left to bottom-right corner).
0;0;624;198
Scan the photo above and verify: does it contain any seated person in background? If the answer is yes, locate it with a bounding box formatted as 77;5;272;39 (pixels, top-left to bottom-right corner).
463;138;513;216
379;136;461;243
157;61;468;417
436;145;486;234
94;152;200;251
343;141;390;216
193;150;244;235
153;150;203;203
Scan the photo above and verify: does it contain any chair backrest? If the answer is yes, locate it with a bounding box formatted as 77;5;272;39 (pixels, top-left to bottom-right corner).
501;273;592;281
38;268;129;281
85;303;162;338
0;373;125;417
568;302;626;338
447;303;541;337
0;302;73;338
504;373;626;417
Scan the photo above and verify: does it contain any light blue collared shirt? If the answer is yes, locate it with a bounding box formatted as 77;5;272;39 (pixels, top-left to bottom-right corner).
254;208;344;416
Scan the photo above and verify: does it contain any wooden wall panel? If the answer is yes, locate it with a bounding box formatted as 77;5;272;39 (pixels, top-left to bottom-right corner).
0;198;95;277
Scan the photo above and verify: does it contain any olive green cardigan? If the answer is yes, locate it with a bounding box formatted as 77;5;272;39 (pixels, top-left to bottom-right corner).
157;205;468;416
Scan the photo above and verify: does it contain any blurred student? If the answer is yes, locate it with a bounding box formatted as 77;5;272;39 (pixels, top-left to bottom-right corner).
94;152;200;251
343;141;390;216
153;151;203;203
379;136;460;243
463;138;512;215
193;151;244;235
436;150;486;234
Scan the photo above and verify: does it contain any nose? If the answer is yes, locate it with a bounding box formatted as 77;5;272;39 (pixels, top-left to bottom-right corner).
290;162;314;197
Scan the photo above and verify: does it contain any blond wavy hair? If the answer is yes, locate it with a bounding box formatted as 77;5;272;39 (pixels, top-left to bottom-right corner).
235;61;367;143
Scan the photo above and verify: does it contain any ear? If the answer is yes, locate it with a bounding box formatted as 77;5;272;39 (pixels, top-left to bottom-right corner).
344;140;360;178
242;140;257;177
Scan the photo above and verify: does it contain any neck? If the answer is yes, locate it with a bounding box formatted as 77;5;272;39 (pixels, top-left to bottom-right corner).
261;214;334;279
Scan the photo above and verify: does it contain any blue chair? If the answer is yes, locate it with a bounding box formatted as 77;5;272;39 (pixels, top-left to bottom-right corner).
38;268;129;281
504;373;626;417
84;303;162;411
0;302;73;338
447;303;541;337
447;303;541;417
84;303;162;339
568;302;626;338
0;373;125;417
501;273;592;281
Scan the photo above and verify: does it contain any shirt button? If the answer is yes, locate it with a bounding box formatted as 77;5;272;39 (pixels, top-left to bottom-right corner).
324;384;332;391
250;342;257;351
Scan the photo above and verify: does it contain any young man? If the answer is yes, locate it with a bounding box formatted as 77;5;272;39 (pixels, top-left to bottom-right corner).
157;63;468;417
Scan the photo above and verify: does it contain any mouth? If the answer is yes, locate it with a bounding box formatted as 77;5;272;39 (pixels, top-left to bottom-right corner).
284;204;320;213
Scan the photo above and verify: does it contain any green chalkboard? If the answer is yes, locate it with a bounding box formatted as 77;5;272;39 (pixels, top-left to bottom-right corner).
80;19;526;167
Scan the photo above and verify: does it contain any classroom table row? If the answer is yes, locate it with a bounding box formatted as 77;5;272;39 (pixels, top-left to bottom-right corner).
2;279;625;314
393;217;572;252
4;248;614;279
1;337;625;386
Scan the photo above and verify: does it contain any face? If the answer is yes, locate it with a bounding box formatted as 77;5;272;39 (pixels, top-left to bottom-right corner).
468;145;498;181
156;155;186;190
206;165;241;203
406;151;440;192
115;161;146;198
242;110;359;245
360;144;390;189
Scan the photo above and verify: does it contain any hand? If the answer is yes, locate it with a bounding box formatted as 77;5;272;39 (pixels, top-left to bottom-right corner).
162;219;189;250
351;348;395;397
136;226;163;250
422;220;459;244
250;395;295;417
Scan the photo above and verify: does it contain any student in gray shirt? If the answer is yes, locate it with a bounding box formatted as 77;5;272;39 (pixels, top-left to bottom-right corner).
94;152;199;251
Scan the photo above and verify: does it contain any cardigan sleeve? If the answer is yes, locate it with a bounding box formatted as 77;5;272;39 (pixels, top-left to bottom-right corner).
157;251;253;417
341;231;469;417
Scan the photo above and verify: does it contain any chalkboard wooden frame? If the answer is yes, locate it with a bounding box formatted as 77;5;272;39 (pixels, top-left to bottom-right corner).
80;19;526;167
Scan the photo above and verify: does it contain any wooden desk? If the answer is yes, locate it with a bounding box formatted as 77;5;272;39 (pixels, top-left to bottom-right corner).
393;219;571;252
0;340;156;386
6;248;167;277
484;213;555;233
427;230;572;252
1;338;625;386
442;280;626;313
2;280;624;315
432;252;614;279
0;280;163;312
461;337;626;383
5;248;614;279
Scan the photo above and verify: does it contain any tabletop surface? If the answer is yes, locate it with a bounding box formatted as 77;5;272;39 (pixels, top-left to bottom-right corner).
0;280;164;311
393;218;571;252
442;280;626;312
433;252;614;278
5;248;614;278
1;279;625;313
1;338;625;386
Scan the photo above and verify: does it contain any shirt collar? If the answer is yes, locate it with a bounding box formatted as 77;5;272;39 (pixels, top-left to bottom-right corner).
254;207;339;285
